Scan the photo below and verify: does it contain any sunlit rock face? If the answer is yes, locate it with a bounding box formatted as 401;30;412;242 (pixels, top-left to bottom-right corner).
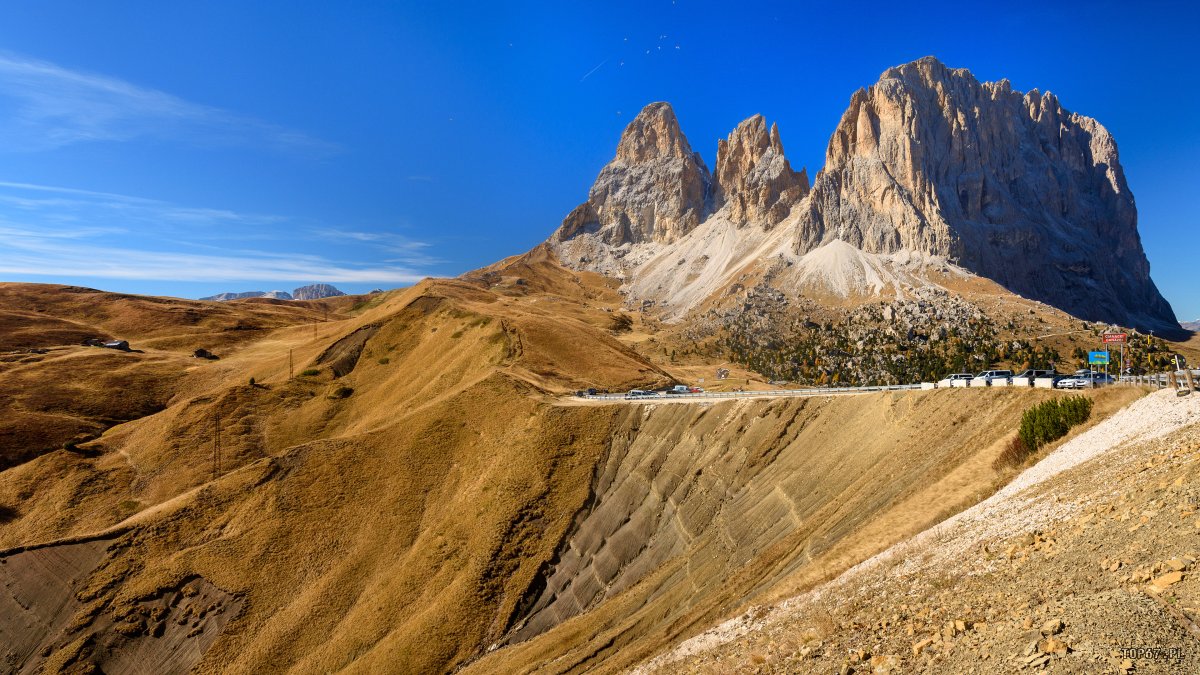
796;56;1178;333
555;102;710;246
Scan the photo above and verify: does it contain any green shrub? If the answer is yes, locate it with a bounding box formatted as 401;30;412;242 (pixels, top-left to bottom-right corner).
299;368;320;377
377;357;390;365
1018;395;1093;452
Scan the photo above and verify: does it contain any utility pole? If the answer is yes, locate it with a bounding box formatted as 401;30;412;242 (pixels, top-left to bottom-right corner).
1103;340;1108;387
288;348;294;380
212;413;222;480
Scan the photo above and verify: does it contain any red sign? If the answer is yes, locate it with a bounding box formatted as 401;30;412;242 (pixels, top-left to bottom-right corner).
1103;333;1127;344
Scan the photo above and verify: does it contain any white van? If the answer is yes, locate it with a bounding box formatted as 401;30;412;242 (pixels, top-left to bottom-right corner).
971;370;1013;387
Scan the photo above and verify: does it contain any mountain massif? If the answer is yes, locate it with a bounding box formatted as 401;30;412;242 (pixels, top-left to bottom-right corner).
200;290;295;302
553;56;1180;337
200;283;347;302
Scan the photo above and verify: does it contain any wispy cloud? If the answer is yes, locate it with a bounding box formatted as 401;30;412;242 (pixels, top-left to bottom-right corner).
0;224;427;284
311;227;445;266
0;180;286;235
0;52;338;154
0;182;436;285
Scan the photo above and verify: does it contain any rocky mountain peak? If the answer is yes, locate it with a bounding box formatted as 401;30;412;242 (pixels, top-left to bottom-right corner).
548;57;1180;335
292;283;346;301
201;290;293;302
614;101;695;164
879;54;969;83
714;114;809;228
554;102;710;247
798;56;1178;334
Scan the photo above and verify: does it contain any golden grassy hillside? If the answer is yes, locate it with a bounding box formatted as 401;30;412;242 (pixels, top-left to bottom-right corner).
0;285;345;473
0;283;342;352
0;274;672;673
0;260;1189;675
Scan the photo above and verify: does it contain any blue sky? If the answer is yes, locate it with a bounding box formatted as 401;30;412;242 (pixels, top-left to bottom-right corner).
0;2;1196;319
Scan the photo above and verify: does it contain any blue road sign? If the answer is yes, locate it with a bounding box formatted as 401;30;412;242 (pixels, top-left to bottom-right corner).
1088;351;1110;365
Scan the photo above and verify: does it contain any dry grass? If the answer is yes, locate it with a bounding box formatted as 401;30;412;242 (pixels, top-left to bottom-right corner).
994;434;1032;469
0;272;674;673
0;254;1188;674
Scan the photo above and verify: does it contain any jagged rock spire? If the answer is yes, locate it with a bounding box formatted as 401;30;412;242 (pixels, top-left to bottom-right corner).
555;102;710;246
714;114;809;228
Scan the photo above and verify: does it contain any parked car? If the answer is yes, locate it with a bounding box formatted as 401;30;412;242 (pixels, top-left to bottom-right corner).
1056;372;1115;389
971;370;1013;387
1014;369;1056;380
688;387;704;393
1012;369;1057;387
938;373;975;387
665;385;692;394
625;389;658;399
1055;376;1088;389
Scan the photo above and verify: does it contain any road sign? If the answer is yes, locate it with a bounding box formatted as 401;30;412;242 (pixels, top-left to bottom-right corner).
1089;351;1110;365
1103;333;1127;344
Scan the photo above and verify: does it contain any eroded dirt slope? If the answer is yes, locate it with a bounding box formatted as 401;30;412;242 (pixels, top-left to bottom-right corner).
644;388;1200;674
463;387;1141;674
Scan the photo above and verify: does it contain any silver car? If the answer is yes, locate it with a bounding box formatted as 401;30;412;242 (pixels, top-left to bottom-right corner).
971;370;1013;387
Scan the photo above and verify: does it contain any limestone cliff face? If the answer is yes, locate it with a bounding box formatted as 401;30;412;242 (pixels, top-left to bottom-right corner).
713;115;809;228
796;56;1177;332
549;58;1180;334
555;102;710;246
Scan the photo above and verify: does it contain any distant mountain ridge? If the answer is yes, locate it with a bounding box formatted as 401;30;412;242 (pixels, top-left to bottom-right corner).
291;283;346;301
201;284;345;302
551;56;1181;336
201;290;293;302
